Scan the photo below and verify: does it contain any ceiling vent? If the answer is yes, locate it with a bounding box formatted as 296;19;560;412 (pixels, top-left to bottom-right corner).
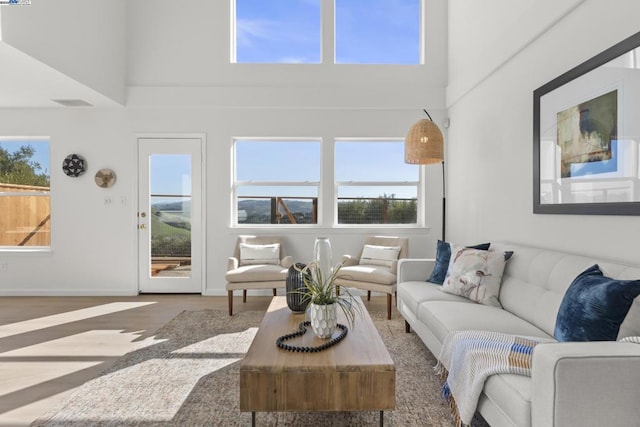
51;99;93;107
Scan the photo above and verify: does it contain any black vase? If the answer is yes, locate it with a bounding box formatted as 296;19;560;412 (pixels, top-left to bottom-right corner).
286;263;310;313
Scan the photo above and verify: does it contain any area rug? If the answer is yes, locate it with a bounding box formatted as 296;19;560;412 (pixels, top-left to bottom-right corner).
33;309;489;426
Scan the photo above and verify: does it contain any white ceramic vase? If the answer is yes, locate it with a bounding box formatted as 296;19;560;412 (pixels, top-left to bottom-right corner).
309;302;337;339
313;237;333;285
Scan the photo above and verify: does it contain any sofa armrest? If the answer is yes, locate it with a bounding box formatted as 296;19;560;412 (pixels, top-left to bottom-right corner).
280;255;293;269
532;341;640;427
342;254;359;267
227;256;239;271
397;258;435;283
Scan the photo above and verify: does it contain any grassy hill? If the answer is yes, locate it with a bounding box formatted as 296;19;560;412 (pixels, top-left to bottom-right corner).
151;214;190;238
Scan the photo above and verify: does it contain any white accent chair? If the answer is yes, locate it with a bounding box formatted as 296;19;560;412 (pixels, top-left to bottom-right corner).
225;235;293;315
335;236;409;319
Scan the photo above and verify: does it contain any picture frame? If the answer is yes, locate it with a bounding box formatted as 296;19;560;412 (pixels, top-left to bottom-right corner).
533;30;640;215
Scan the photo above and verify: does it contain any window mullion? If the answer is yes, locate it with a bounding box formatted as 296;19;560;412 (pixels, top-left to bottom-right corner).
321;0;334;64
236;181;319;187
336;181;419;187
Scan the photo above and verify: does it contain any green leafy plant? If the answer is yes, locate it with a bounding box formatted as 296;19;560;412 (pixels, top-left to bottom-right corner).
293;261;362;327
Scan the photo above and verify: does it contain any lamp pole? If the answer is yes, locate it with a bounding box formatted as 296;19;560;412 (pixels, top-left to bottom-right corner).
441;160;446;241
404;109;446;241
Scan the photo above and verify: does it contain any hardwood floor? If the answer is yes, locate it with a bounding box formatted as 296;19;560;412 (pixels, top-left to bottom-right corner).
0;294;394;426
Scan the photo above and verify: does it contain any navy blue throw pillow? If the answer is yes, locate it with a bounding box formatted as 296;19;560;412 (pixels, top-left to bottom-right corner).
554;264;640;342
427;240;491;285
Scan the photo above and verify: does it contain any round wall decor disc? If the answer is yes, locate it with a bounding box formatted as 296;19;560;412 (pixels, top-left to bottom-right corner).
62;154;86;177
95;168;116;188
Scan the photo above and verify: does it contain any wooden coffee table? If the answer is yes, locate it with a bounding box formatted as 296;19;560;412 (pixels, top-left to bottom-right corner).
240;296;395;426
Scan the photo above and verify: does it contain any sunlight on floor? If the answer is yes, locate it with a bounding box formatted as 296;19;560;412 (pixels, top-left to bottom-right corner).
43;328;258;423
0;362;101;397
0;302;157;339
0;330;166;357
0;301;162;425
172;327;258;354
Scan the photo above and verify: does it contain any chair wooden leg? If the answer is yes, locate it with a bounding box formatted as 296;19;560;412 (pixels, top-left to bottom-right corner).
228;291;233;316
243;289;247;303
386;294;392;320
405;320;411;333
367;291;371;301
273;288;277;296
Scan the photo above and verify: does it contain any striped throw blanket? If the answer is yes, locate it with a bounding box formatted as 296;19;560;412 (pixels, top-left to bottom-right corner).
435;331;542;427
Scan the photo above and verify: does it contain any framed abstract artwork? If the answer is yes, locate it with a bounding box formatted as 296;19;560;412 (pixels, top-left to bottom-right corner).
533;30;640;215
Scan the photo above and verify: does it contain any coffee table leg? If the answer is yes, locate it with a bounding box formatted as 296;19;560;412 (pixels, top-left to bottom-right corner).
252;412;256;427
380;410;384;427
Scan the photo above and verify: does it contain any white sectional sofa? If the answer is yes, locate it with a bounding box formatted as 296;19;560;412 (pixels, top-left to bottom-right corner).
396;242;640;427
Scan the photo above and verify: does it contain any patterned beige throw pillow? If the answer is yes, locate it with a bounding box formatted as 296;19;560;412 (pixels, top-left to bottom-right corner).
359;245;402;268
441;245;508;307
239;243;281;265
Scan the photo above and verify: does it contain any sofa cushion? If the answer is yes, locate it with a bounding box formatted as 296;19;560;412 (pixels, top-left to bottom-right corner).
397;281;474;315
225;264;287;283
337;264;397;285
442;247;508;307
618;296;640;340
239;242;281;265
359;244;401;268
428;240;491;284
479;374;533;427
417;301;553;353
555;264;640;342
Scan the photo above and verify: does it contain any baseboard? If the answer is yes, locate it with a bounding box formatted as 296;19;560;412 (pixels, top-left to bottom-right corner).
0;289;139;296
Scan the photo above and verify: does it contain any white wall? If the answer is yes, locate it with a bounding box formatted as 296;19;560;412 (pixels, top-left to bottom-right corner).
0;107;443;296
0;109;136;294
0;0;449;296
447;0;640;263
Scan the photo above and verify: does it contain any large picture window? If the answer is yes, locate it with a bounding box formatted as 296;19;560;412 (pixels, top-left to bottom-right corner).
0;138;51;249
234;139;321;225
335;140;420;225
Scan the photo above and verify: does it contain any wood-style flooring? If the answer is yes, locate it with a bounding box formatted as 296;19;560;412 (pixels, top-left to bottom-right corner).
0;294;394;426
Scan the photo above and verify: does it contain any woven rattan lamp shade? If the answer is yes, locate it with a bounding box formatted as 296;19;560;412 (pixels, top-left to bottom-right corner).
404;118;444;164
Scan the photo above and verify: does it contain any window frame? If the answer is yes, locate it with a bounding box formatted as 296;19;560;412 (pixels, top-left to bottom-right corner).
0;137;51;252
232;138;322;227
334;138;423;227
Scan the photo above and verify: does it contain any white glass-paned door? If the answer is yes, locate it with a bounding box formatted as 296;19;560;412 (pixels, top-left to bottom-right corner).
138;138;203;293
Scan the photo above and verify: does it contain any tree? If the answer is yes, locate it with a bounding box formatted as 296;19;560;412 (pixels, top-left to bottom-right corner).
337;193;417;224
0;145;50;187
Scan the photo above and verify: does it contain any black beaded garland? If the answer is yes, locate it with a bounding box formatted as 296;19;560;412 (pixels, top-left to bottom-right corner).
276;321;348;352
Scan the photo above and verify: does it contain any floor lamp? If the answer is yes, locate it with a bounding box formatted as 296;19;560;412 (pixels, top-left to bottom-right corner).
404;110;446;241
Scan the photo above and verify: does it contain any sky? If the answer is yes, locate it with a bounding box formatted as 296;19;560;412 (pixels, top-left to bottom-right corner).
0;139;50;179
236;0;420;64
150;154;191;196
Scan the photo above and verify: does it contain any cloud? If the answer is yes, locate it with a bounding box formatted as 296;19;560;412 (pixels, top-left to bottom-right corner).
279;56;311;64
236;18;276;47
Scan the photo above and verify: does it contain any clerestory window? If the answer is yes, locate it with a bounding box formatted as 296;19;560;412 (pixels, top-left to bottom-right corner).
232;0;422;64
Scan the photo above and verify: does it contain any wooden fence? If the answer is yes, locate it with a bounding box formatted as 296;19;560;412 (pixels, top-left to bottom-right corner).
0;183;50;246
